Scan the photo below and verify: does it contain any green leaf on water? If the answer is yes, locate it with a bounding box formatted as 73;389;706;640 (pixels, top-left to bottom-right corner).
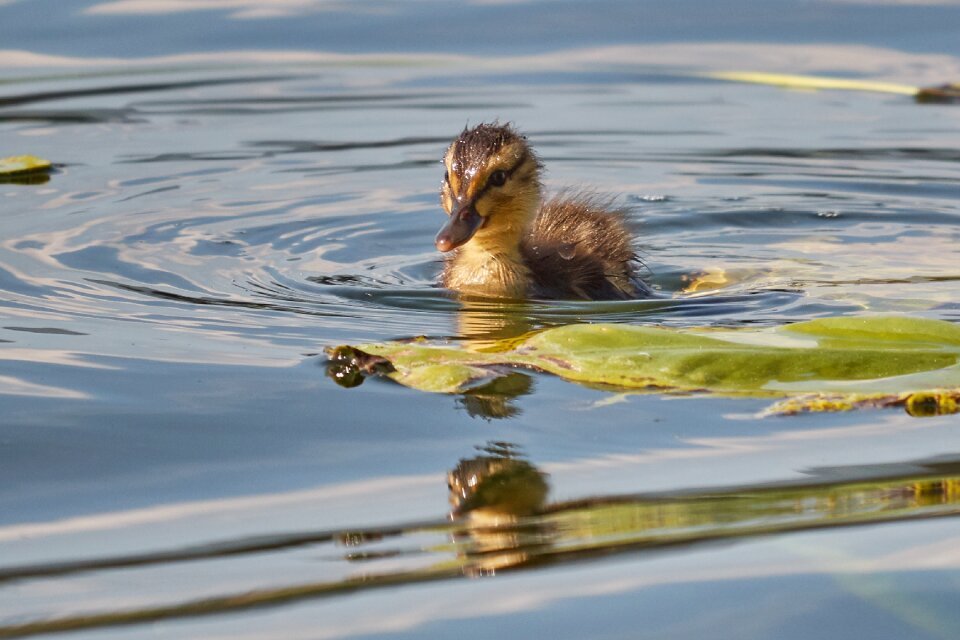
0;155;52;176
326;316;960;416
0;155;53;184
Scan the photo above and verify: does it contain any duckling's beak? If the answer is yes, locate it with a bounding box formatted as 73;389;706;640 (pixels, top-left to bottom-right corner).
436;202;483;252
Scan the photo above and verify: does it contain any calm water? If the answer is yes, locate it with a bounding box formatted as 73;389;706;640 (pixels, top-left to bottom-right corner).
2;1;960;638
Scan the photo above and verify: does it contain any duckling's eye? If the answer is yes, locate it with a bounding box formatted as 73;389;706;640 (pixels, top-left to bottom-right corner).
488;170;507;187
443;170;449;184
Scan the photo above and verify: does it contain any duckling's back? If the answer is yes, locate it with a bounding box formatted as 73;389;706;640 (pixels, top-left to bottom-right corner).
521;193;650;300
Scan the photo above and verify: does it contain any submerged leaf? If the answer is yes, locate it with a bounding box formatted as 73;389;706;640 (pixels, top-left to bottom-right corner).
326;316;960;416
761;389;960;417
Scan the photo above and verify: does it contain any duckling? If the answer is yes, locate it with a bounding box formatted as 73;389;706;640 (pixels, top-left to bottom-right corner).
436;123;650;300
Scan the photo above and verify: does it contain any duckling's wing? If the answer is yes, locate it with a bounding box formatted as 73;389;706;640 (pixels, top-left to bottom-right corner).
523;193;646;300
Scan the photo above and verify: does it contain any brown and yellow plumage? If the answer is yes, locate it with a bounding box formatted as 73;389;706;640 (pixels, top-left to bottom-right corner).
435;123;649;300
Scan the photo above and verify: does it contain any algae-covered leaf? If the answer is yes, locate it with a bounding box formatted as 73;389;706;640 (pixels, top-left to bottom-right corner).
326;316;960;416
762;389;960;418
0;155;52;176
0;155;53;185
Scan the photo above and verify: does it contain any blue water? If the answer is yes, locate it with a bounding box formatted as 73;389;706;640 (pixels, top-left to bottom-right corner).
2;1;960;638
3;0;960;56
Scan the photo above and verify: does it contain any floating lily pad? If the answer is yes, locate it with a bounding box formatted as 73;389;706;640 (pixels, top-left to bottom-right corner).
0;155;53;185
326;316;960;416
0;155;52;176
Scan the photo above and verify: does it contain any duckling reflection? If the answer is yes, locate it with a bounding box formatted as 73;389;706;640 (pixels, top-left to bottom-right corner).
457;372;533;420
437;123;651;300
454;296;535;351
447;442;551;575
448;442;549;518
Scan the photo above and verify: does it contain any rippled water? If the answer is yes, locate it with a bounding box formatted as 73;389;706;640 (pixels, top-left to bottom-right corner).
2;1;960;638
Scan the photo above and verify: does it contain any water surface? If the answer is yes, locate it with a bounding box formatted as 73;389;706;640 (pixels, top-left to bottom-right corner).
2;1;960;638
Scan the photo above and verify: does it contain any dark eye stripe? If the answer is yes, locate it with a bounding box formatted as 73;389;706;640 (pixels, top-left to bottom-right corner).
473;151;530;200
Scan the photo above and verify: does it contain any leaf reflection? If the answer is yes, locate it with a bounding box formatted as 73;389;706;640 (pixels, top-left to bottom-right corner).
3;451;960;637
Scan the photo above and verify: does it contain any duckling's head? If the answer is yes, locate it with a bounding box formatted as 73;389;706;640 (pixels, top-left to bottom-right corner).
436;123;542;253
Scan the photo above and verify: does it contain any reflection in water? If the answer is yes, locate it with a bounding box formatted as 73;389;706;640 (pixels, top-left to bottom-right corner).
455;297;536;351
457;372;532;420
447;442;551;574
448;442;549;519
453;298;540;419
3;452;960;637
0;173;50;186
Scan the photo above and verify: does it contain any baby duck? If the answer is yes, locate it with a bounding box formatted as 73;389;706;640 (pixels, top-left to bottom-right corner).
436;123;650;300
